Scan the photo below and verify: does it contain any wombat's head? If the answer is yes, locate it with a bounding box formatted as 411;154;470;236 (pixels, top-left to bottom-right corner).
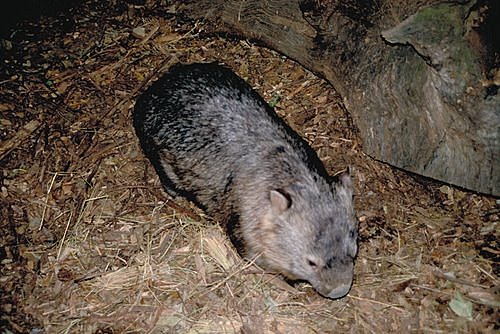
254;171;357;299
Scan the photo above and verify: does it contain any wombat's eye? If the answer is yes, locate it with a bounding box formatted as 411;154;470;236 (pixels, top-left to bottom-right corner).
307;259;318;268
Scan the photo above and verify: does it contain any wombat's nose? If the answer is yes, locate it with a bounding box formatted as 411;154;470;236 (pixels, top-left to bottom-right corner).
325;283;351;299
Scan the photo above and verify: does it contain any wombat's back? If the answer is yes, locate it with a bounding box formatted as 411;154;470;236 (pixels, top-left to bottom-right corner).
133;63;329;212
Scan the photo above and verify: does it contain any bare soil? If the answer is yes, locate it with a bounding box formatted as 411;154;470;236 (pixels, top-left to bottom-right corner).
0;1;498;333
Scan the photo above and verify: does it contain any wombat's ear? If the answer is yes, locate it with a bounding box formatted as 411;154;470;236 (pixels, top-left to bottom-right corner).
269;189;292;214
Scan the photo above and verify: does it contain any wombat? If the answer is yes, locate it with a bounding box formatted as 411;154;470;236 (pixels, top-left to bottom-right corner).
133;62;357;299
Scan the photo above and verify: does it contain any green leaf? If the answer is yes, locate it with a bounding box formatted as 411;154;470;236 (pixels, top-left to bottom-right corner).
268;94;281;108
449;291;473;320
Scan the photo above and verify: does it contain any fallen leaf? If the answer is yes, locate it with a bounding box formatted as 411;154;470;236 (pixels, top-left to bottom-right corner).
449;291;473;320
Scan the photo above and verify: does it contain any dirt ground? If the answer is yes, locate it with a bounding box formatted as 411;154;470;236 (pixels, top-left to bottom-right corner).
0;1;498;333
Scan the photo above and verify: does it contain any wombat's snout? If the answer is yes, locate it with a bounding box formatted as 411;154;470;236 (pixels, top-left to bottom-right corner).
311;269;353;299
322;282;352;299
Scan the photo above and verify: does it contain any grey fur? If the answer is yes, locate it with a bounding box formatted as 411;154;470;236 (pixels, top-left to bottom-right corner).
133;63;358;299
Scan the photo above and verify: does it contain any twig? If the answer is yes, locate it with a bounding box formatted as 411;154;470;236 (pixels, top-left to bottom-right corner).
348;294;407;312
57;211;73;261
39;172;58;231
432;269;489;288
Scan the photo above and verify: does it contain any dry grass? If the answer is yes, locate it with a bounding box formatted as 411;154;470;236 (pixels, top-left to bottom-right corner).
0;1;498;333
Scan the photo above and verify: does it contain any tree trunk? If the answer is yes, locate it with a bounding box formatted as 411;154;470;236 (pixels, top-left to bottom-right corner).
179;0;499;196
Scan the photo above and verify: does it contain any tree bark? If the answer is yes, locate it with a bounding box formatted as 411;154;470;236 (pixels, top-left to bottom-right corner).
179;0;499;196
